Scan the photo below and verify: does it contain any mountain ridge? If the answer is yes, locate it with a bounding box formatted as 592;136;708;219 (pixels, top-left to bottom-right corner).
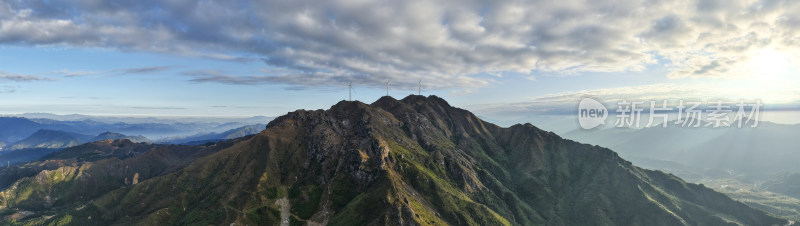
90;132;152;143
6;129;92;151
159;124;265;145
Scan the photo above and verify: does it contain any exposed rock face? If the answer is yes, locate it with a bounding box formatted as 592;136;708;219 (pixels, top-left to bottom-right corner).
1;95;787;226
132;173;139;185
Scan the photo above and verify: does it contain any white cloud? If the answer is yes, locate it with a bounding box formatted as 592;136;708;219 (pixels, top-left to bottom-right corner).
470;82;800;116
0;70;53;82
3;0;800;88
45;66;173;78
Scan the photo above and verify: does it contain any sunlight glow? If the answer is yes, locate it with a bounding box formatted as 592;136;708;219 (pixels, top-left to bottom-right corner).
749;49;789;81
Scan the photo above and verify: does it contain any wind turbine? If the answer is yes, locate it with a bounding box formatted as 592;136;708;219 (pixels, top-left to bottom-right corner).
385;81;391;97
347;81;358;101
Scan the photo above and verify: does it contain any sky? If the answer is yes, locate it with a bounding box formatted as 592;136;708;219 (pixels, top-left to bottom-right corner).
1;0;799;125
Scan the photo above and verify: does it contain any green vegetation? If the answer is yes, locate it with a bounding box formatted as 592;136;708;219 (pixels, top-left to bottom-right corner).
700;177;800;221
327;182;391;225
289;184;322;219
264;186;287;199
244;205;281;225
331;176;361;210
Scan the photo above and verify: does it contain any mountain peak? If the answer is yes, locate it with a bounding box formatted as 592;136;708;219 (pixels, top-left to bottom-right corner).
370;95;404;110
251;96;784;225
396;94;452;109
31;129;66;135
90;131;151;143
7;129;91;150
375;95;399;103
329;99;372;112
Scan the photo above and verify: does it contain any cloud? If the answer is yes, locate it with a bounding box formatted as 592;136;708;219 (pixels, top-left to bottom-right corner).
130;106;187;110
48;66;173;77
183;70;267;85
0;70;54;82
470;82;800;116
4;0;800;87
667;56;742;78
209;105;257;109
0;85;19;93
110;66;173;76
60;96;101;100
182;69;487;90
55;70;101;77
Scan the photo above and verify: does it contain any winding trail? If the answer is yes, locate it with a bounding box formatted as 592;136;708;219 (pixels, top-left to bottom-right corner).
276;197;290;226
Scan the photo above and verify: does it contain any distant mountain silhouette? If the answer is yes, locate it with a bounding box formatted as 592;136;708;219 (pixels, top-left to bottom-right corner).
764;173;800;199
564;118;800;176
0;116;271;148
0;117;44;144
5;129;156;151
158;124;265;145
6;129;92;150
90;132;152;143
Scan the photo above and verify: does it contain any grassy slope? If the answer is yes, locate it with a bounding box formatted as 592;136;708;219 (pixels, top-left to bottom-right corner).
0;139;232;224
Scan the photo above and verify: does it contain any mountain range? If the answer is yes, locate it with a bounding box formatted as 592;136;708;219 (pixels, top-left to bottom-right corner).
5;130;93;151
0;95;787;225
764;173;800;199
158;124;266;145
564;119;800;178
5;130;153;151
0;116;273;147
0;125;264;167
